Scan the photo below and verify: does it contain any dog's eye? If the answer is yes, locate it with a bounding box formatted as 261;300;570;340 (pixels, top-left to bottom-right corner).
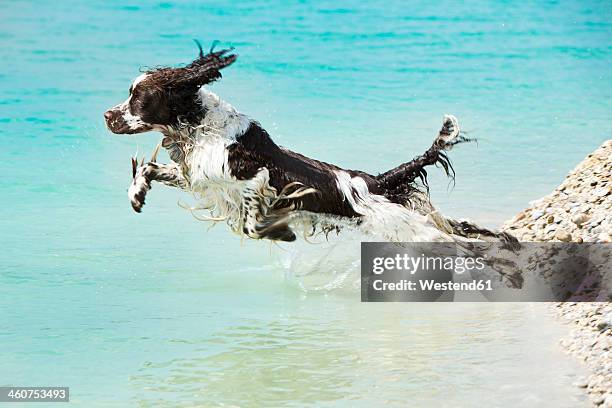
128;85;133;94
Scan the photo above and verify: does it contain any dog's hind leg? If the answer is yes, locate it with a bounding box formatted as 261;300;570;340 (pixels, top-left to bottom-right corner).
376;115;472;191
129;157;188;213
240;169;296;242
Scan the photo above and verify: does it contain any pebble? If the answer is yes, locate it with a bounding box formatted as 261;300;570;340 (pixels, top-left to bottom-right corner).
576;378;589;388
555;229;572;242
591;213;606;225
572;213;590;226
544;224;558;234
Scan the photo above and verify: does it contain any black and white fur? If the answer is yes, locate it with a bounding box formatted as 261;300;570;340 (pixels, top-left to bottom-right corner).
105;45;514;244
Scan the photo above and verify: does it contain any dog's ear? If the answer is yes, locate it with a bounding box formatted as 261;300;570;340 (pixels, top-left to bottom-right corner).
170;41;237;88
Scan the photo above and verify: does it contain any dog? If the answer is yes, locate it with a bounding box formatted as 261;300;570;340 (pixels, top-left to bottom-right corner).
104;43;514;244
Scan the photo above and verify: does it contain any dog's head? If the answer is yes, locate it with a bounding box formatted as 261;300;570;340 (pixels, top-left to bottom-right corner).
104;42;237;134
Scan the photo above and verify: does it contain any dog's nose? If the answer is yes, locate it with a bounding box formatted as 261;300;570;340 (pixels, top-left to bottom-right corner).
104;110;113;121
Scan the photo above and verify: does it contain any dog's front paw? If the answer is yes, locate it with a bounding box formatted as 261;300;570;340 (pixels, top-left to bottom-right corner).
128;144;162;213
129;158;152;213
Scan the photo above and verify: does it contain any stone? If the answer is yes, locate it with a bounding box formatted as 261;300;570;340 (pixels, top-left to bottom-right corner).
572;213;589;226
591;213;606;225
603;393;612;408
593;187;611;197
589;195;601;203
544;224;558;234
555;229;572;242
596;320;610;331
547;215;555;224
598;233;612;243
576;378;588;388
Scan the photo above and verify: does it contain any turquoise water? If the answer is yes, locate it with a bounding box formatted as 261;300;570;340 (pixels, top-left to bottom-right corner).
1;0;609;406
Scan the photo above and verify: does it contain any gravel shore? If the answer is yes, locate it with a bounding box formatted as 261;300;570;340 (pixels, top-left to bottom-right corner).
503;140;611;406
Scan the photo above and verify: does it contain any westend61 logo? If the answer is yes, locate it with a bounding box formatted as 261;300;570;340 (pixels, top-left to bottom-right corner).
361;242;611;302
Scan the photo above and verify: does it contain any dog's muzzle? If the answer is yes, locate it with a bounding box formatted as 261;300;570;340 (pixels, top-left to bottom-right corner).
104;108;131;134
104;105;152;134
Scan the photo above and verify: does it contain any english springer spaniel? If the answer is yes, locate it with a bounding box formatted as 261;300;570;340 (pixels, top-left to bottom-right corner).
104;43;514;244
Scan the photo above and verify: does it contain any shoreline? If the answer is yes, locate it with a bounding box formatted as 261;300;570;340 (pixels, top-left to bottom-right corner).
556;302;612;406
503;140;611;406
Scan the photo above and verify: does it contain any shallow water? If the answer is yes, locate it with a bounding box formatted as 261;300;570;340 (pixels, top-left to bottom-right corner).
1;0;609;406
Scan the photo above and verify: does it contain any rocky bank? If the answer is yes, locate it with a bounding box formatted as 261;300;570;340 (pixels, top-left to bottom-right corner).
503;140;611;406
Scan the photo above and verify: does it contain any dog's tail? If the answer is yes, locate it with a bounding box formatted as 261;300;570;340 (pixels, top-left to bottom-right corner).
376;115;470;191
